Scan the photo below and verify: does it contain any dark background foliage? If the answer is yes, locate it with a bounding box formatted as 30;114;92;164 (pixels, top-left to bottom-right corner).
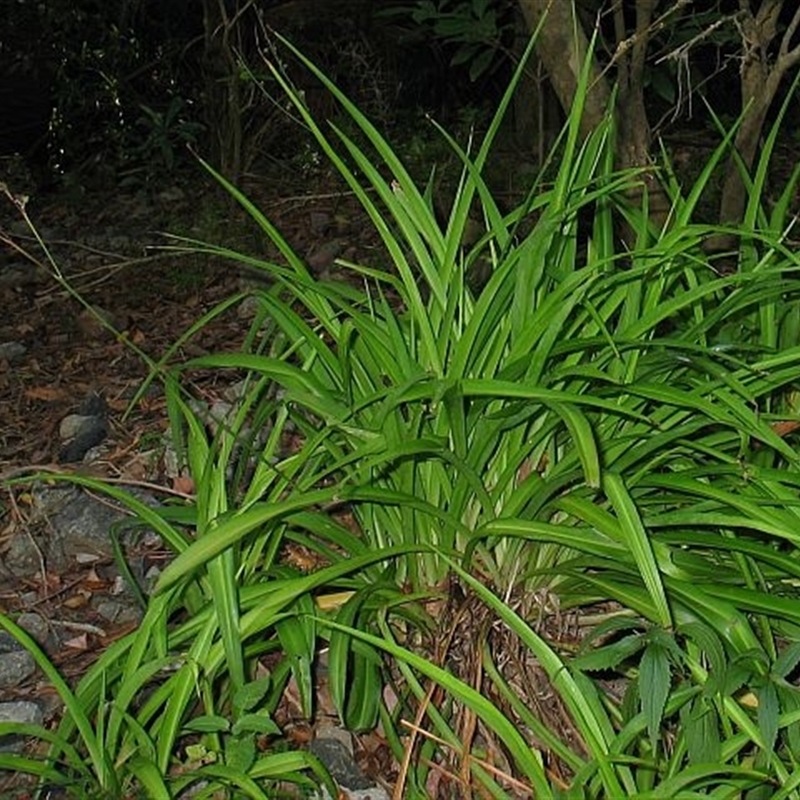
0;0;502;187
1;0;798;191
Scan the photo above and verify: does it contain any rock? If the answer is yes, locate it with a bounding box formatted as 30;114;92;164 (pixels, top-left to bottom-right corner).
309;211;332;235
0;701;44;753
310;735;371;791
314;784;390;800
0;650;36;689
307;240;343;275
58;413;102;442
0;340;26;362
157;186;185;204
76;304;122;339
16;613;49;647
108;234;132;251
0;262;48;289
2;532;42;576
30;484;157;569
58;416;108;462
93;599;142;625
58;391;109;463
0;633;36;690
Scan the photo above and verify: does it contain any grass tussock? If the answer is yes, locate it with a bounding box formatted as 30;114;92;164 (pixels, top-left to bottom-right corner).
5;32;800;799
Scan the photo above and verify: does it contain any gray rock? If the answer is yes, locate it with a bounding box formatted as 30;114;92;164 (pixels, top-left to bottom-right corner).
0;701;44;753
93;599;142;625
16;613;49;646
58;413;102;441
35;486;116;560
2;531;42;577
0;340;27;362
26;484;159;574
310;736;371;791
32;485;120;565
157;186;185;203
108;235;132;251
309;211;332;235
0;262;48;288
0;639;35;690
315;785;390;800
58;408;108;463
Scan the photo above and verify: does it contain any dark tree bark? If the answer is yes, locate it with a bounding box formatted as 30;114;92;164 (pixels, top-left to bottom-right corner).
517;0;671;233
516;0;612;140
714;1;800;243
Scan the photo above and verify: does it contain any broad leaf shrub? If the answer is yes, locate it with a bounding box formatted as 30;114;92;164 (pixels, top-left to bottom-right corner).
5;33;800;798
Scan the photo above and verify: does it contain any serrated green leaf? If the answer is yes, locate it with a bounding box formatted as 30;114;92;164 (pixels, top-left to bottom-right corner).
680;695;721;764
640;642;672;752
757;680;780;759
231;713;281;737
233;677;272;715
573;634;645;672
182;715;230;734
226;734;256;774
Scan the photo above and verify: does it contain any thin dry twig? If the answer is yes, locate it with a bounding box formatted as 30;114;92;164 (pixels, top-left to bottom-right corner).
399;720;534;795
0;464;195;501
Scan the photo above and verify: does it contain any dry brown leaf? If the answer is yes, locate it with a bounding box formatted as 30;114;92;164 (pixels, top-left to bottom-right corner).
64;633;90;650
25;386;68;402
63;593;90;609
173;475;195;495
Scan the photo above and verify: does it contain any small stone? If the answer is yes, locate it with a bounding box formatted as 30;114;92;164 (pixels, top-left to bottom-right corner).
58;414;108;463
16;613;49;646
157;186;185;203
77;392;108;417
310;736;371;791
93;599;142;625
309;211;332;235
3;532;43;576
76;305;121;338
0;649;36;690
108;235;132;251
0;701;44;752
307;240;343;274
0;341;27;362
59;413;97;441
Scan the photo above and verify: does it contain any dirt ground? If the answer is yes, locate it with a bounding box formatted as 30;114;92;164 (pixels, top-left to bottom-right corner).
0;168;380;472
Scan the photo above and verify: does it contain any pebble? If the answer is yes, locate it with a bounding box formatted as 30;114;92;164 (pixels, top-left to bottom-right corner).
0;701;44;752
0;341;27;362
16;613;50;646
0;642;35;690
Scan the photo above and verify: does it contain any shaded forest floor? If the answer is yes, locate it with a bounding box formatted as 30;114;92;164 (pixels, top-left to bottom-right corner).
0;166;383;472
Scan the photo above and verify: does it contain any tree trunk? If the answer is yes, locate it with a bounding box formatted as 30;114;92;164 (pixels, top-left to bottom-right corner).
508;7;561;162
517;0;669;234
613;0;670;231
710;0;800;251
201;0;243;181
515;0;611;140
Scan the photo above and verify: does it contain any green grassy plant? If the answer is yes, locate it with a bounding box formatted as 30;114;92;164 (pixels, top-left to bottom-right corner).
6;30;800;799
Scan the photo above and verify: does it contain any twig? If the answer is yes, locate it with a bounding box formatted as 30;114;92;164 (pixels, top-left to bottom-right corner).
1;464;194;501
49;618;107;637
400;719;535;794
